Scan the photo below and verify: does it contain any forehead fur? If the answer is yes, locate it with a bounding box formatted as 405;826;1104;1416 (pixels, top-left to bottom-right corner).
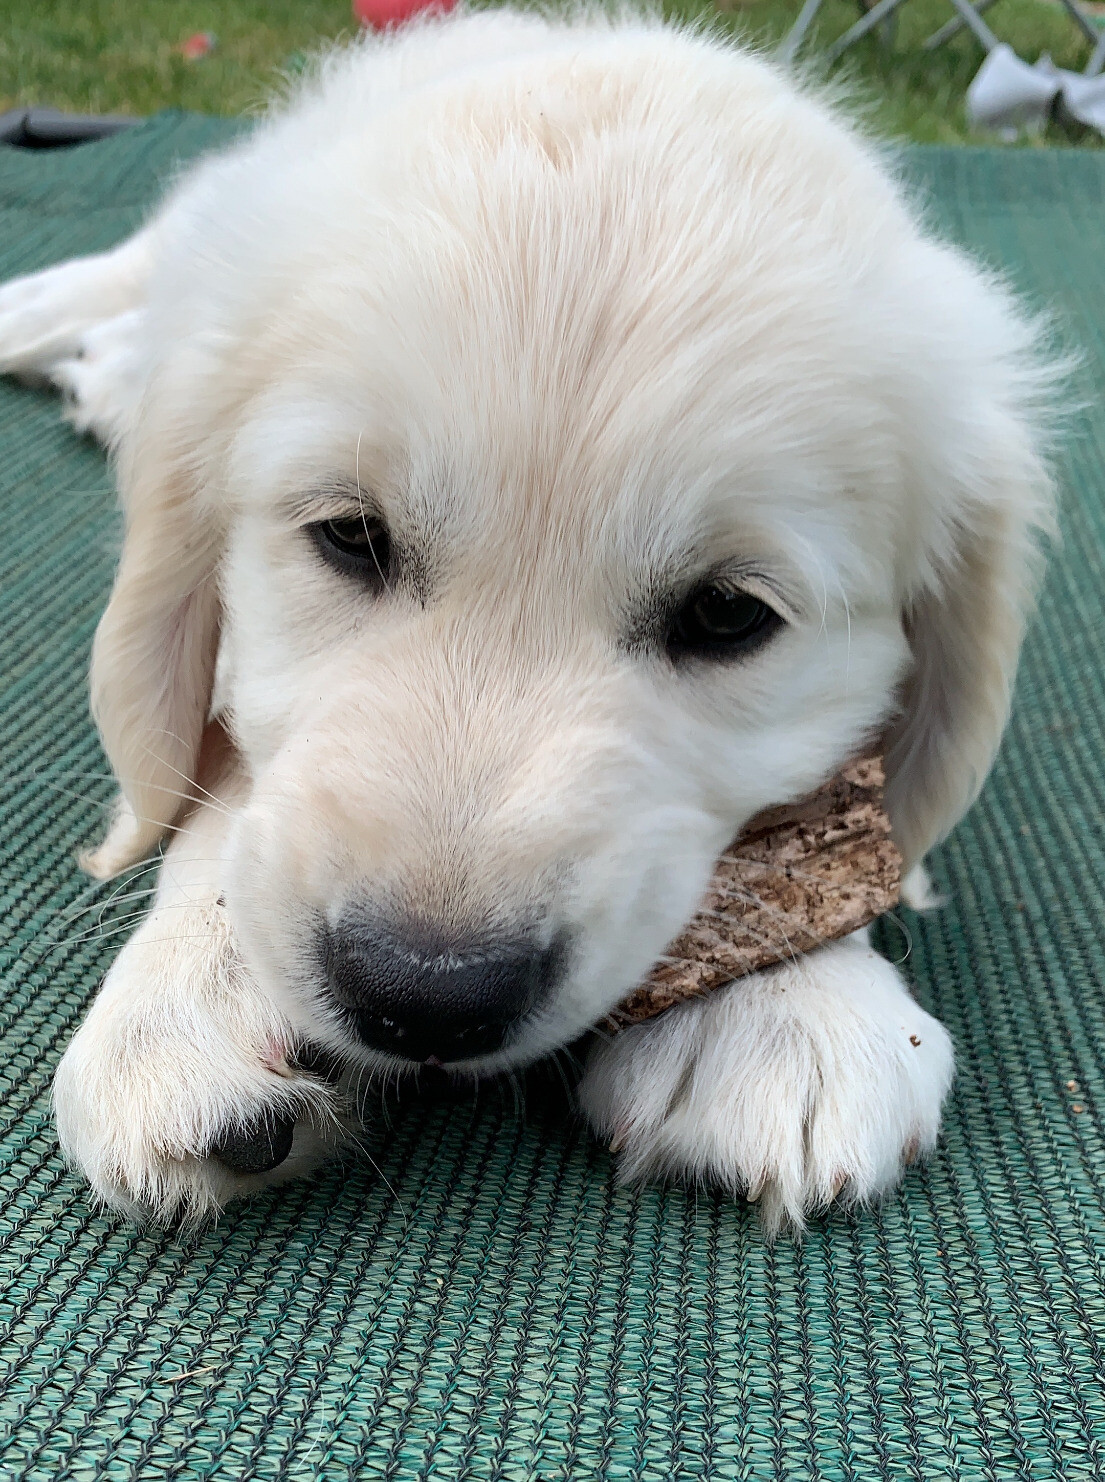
183;24;941;606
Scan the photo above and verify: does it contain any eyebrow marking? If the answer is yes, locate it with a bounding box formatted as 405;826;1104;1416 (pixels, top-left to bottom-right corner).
717;564;804;624
280;478;375;527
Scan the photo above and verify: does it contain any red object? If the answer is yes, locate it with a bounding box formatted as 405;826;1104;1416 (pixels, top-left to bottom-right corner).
178;32;217;60
353;0;455;29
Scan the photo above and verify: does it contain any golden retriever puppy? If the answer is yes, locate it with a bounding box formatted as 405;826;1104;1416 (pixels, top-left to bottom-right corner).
0;7;1054;1232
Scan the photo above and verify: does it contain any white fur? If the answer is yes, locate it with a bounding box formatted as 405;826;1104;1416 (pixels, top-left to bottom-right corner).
0;228;153;381
53;758;348;1222
0;8;1054;1227
580;930;954;1234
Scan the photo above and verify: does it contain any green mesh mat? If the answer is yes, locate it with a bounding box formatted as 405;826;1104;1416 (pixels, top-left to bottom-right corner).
1;113;1104;1482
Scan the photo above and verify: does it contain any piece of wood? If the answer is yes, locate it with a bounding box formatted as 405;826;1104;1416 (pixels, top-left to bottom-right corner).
606;756;901;1030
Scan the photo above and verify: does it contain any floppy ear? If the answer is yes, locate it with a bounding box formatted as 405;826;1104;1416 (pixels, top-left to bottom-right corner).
84;429;222;878
883;359;1056;875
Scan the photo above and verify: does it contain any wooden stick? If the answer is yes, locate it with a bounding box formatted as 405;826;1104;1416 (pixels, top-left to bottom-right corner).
606;756;901;1030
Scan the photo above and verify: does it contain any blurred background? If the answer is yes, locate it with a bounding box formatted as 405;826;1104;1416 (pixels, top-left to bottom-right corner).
0;0;1102;145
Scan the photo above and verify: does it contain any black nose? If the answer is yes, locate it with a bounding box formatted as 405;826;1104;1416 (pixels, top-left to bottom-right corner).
326;922;561;1063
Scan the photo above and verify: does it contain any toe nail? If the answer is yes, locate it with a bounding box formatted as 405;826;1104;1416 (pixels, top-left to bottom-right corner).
903;1137;921;1166
609;1127;627;1154
746;1177;764;1204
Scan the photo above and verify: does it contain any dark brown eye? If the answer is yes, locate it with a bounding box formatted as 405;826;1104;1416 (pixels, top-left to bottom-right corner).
668;584;781;659
312;516;392;584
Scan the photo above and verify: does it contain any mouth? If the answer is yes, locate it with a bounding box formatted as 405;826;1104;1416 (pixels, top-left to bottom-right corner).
291;1032;587;1112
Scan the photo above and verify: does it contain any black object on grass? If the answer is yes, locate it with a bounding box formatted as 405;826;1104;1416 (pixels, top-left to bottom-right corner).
0;108;141;149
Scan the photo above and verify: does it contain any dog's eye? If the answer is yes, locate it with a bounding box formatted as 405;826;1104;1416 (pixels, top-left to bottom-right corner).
312;516;392;583
668;584;781;659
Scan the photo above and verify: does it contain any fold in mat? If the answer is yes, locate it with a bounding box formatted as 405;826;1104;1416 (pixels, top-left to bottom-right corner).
1;114;1104;1480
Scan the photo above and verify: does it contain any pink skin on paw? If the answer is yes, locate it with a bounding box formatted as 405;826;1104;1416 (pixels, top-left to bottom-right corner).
261;1040;294;1077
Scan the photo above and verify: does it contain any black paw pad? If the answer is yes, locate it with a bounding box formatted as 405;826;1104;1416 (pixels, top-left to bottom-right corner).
209;1111;296;1175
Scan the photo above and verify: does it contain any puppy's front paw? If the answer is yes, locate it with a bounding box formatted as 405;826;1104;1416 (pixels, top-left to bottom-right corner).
50;309;145;445
579;937;954;1235
0;244;144;379
53;904;346;1222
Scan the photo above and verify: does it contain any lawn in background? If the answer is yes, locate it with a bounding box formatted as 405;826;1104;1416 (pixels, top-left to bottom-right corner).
0;0;1101;143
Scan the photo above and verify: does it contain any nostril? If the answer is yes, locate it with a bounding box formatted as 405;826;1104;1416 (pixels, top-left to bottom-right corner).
326;922;563;1064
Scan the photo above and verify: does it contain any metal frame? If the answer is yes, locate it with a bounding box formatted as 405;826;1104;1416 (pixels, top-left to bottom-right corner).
923;0;1102;59
782;0;1105;72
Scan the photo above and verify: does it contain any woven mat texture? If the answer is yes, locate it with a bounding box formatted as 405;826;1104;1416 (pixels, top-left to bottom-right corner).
1;114;1104;1482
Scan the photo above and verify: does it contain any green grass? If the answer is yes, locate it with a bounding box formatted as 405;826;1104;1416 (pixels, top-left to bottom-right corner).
0;0;1102;143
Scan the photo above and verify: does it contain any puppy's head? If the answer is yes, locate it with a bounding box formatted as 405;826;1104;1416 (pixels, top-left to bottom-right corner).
88;19;1055;1072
